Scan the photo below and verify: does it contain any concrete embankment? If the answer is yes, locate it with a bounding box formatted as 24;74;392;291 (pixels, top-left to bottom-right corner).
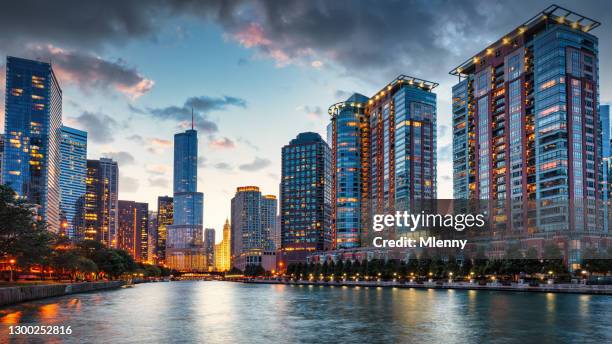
245;279;612;295
0;281;125;306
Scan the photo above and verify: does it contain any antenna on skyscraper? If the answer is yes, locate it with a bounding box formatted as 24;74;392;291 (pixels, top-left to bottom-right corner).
191;107;195;130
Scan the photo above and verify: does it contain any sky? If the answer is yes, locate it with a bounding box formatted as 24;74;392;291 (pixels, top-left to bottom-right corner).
1;1;611;243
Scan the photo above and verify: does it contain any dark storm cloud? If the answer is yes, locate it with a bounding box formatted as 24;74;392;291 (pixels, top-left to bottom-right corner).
69;111;118;143
145;95;247;134
3;1;610;87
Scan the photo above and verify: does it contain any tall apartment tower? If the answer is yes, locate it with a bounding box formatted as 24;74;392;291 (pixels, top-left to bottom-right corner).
451;5;606;267
280;132;332;253
230;186;277;270
117;200;149;262
328;76;438;249
2;56;62;231
84;158;119;245
148;211;158;263
166;127;205;271
59;126;87;240
156;195;173;265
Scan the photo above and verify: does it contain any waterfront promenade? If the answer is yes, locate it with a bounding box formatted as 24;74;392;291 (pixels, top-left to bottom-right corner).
245;279;612;295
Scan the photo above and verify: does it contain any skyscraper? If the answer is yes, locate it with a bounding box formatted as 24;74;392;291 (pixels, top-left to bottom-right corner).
328;76;438;249
117;200;149;262
59;126;87;240
280;132;332;254
84;158;119;245
0;134;4;185
602;105;610;231
450;5;607;267
261;195;278;251
214;219;231;272
204;228;215;271
148;211;158;264
156;195;173;265
2;56;62;231
166;127;205;271
231;186;276;270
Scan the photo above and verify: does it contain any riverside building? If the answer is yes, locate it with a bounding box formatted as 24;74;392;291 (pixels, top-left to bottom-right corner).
450;5;609;267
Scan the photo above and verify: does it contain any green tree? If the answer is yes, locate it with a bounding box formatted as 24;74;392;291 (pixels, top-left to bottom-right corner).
0;185;55;270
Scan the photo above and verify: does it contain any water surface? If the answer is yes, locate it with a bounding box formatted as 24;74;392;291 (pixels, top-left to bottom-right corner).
0;281;610;343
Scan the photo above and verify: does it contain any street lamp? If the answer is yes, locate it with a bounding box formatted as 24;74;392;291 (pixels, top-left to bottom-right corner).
9;259;16;282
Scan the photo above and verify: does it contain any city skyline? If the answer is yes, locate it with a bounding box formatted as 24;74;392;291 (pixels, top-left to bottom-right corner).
2;1;612;241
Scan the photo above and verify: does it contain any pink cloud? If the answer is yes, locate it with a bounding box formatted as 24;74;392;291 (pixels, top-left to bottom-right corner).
209;137;236;149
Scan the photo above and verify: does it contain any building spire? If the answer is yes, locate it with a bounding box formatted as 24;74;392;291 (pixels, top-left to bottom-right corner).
191;107;194;130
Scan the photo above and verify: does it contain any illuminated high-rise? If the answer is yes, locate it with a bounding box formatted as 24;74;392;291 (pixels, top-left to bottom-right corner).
451;5;607;266
214;219;231;272
84;158;119;245
280;132;332;253
166;127;205;271
117;200;149;262
204;228;215;271
156;195;173;265
59;126;87;240
2;56;62;231
328;76;438;249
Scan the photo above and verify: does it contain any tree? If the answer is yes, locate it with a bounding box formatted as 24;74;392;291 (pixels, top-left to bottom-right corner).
0;185;55;270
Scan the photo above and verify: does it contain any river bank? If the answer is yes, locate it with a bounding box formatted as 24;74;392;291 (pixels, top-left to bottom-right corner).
244;279;612;295
0;280;125;306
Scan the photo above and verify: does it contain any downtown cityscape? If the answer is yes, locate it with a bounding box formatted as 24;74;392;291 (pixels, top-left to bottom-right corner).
0;1;611;343
1;4;610;274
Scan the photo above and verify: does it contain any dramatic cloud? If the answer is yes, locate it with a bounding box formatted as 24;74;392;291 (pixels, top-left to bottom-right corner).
126;134;145;144
239;157;271;172
209;137;236;149
101;151;136;166
12;45;154;99
144;95;247;134
66;111;118;143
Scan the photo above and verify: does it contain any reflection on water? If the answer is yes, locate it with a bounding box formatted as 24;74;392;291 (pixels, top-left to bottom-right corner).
0;282;610;343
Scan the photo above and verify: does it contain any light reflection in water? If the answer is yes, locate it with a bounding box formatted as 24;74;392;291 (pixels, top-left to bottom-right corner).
0;282;608;344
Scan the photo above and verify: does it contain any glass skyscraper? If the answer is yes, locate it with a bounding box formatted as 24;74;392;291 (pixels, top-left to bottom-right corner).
59;126;87;240
451;5;607;267
328;76;438;249
166;128;205;271
204;228;215;271
2;56;62;231
280;132;332;252
84;158;119;245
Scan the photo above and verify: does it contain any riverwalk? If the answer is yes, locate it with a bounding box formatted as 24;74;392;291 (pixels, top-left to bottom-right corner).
245;279;612;295
0;281;125;306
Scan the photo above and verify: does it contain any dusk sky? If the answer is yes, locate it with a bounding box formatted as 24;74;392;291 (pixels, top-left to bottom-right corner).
1;0;611;242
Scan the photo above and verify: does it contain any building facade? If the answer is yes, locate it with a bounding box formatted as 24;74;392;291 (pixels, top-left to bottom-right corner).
59;126;87;240
204;228;215;271
280;132;332;254
0;134;4;185
230;186;277;270
2;56;62;231
214;219;231;272
84;158;119;245
166;128;205;271
148;211;158;264
117;200;149;262
328;76;438;249
451;5;608;267
156;196;173;265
